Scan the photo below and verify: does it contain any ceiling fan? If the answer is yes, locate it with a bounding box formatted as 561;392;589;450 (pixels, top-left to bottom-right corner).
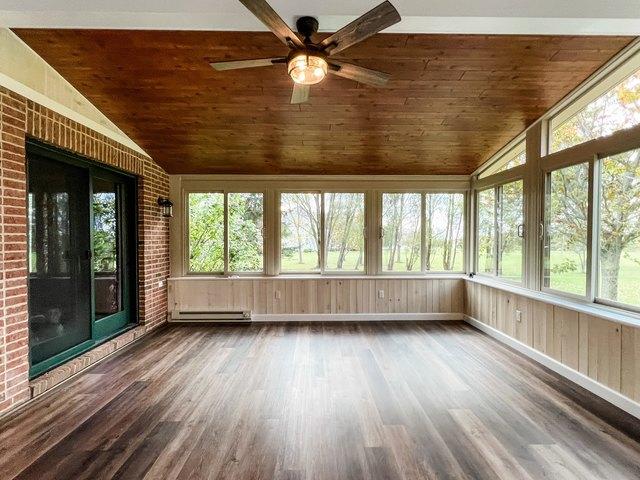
211;0;401;104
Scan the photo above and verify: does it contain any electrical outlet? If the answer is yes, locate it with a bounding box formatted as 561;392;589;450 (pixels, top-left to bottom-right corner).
515;309;522;322
275;290;281;300
378;289;385;299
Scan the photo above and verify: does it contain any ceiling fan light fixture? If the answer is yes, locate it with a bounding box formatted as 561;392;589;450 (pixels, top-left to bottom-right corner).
288;53;328;85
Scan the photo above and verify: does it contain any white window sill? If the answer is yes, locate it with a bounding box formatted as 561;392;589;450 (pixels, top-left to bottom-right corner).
169;273;467;281
466;275;640;329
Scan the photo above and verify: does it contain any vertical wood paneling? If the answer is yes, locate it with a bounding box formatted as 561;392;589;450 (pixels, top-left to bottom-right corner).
464;279;640;407
621;326;640;402
318;280;331;314
513;295;531;346
425;280;435;313
584;315;622;391
578;313;590;375
451;280;464;314
556;307;580;370
170;278;465;317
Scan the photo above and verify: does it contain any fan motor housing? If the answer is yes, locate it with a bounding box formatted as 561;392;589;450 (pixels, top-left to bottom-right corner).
296;16;319;40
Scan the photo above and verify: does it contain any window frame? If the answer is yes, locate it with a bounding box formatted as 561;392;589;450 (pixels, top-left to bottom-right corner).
277;189;324;275
377;189;467;275
473;179;525;285
468;40;640;318
322;191;368;274
539;160;594;302
277;189;368;275
478;138;527;179
185;189;266;276
548;49;640;155
592;150;640;315
539;149;640;314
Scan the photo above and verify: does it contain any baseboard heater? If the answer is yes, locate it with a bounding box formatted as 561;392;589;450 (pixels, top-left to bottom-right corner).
170;310;252;323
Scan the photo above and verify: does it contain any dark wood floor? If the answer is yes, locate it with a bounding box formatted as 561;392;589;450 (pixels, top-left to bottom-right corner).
2;321;640;480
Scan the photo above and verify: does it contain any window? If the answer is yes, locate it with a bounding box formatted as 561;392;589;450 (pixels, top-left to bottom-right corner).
188;193;224;273
469;48;640;313
382;193;421;272
382;192;465;273
550;55;640;153
324;193;365;272
280;192;321;272
498;180;524;282
597;148;640;308
188;192;264;274
479;140;526;178
543;163;589;296
228;193;264;273
476;181;523;282
425;193;464;271
280;192;365;273
477;189;496;275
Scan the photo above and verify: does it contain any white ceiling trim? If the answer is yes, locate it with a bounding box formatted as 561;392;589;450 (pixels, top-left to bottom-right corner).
2;12;640;35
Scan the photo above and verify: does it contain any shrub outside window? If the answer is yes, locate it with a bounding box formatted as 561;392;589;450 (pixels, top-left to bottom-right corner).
188;192;264;274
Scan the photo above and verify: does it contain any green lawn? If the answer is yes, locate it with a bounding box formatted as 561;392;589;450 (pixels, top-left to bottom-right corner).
281;250;364;272
499;248;640;307
382;247;464;272
280;247;464;272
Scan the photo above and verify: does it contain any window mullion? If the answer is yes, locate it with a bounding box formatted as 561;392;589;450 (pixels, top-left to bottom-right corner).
223;192;229;275
320;192;325;274
587;156;601;302
421;193;426;273
494;186;500;276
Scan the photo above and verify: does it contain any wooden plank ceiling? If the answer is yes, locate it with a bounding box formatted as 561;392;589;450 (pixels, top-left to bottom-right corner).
13;30;633;175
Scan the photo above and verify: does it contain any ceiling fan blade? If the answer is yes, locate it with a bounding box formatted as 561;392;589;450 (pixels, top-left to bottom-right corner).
211;57;285;71
328;61;390;87
291;83;310;104
238;0;305;48
319;1;401;55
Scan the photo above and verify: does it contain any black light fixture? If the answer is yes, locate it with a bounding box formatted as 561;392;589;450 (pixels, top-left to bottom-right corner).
157;197;174;218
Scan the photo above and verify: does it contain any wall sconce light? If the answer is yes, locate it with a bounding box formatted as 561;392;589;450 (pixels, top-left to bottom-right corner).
158;197;174;218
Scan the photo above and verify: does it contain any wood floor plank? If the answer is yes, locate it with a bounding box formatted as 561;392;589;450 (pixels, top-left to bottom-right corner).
2;321;640;480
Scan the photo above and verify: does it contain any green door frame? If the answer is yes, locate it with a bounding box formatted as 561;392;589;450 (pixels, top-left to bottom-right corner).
26;139;139;378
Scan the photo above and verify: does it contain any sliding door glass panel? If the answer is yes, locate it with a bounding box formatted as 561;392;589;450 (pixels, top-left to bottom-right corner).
228;192;264;273
425;193;464;271
280;193;321;272
544;163;589;296
324;193;365;272
28;155;91;366
598;149;640;307
498;180;524;282
382;193;421;272
476;189;496;275
188;192;224;273
93;177;121;318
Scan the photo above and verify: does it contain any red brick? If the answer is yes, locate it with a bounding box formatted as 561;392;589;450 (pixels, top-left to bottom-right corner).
0;88;169;416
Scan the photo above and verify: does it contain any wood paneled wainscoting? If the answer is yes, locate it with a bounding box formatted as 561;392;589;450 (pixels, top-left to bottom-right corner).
169;277;465;321
464;278;640;418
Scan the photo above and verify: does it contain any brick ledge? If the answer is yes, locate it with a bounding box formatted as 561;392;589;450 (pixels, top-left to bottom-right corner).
29;324;153;397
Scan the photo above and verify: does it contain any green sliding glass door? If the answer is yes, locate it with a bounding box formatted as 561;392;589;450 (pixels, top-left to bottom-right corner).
27;142;137;377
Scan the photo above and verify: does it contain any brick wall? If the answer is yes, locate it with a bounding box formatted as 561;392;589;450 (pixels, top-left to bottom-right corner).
0;87;170;415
